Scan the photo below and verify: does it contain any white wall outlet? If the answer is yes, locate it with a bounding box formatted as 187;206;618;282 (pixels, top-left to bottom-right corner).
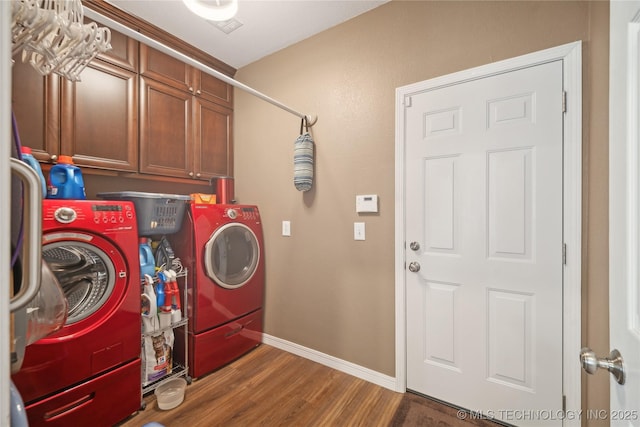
356;194;378;213
282;220;291;236
354;222;365;240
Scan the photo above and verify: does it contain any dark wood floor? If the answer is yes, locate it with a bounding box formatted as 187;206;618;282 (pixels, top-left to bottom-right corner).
119;344;404;426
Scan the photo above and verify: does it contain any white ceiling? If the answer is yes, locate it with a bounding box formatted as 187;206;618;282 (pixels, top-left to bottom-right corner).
105;0;389;69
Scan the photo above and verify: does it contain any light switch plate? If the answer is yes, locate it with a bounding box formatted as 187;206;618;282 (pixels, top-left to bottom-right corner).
356;195;378;213
354;222;365;240
282;221;291;236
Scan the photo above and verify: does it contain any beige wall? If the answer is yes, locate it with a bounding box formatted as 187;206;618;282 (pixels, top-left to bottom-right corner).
234;0;609;419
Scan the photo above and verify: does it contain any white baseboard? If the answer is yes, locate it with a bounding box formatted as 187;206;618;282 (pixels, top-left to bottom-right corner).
262;334;400;392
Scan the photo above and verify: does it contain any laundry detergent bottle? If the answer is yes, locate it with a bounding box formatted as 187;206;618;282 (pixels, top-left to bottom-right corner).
47;155;86;199
139;238;156;280
20;146;46;197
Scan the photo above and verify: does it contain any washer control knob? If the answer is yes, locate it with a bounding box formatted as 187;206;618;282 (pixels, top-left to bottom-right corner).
227;209;238;219
54;207;77;224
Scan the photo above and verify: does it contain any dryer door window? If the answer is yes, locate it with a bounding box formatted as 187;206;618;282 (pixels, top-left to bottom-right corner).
43;241;116;323
204;223;260;289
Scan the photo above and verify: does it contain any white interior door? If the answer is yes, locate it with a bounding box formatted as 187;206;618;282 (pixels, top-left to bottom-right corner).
405;61;564;425
608;1;640;424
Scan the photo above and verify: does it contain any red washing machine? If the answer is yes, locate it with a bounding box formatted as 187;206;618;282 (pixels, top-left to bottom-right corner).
12;199;141;427
169;203;264;378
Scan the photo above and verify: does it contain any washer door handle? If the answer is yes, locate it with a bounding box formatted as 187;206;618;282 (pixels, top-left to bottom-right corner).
10;158;42;312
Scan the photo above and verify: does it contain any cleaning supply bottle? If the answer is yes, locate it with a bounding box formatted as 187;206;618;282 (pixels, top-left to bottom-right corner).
20;147;46;197
47;155;86;199
142;274;159;333
155;271;166;310
139;238;156;280
156;271;171;328
167;270;182;323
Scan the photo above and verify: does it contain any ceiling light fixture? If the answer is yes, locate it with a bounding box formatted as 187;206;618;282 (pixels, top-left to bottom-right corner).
182;0;238;22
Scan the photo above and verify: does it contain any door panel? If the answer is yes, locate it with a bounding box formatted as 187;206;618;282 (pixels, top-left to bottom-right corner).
139;76;192;178
405;61;563;424
194;98;232;178
609;2;640;423
11;59;60;163
61;60;138;171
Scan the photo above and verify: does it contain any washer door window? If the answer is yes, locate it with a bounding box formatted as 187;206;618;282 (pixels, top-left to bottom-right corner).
204;223;260;289
43;241;116;324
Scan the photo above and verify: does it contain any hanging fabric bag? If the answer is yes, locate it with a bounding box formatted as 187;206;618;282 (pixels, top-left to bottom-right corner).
294;118;314;192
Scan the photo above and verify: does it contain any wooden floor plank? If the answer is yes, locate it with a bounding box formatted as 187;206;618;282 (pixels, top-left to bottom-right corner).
118;344;402;426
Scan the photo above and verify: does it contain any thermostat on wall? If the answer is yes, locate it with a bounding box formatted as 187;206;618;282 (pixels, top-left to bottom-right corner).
356;194;378;213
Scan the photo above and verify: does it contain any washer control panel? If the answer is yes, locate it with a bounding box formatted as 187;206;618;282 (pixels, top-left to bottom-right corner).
44;200;136;227
225;206;260;221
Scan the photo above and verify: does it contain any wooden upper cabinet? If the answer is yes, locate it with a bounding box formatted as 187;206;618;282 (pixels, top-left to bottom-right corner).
140;45;233;108
95;21;139;71
140;45;193;93
11;22;138;172
11;59;60;163
60;57;138;172
13;1;233;183
139;45;234;181
139;76;193;179
139;76;232;180
194;98;233;178
195;71;233;107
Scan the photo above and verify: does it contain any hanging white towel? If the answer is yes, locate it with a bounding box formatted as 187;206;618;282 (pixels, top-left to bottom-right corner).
294;132;314;192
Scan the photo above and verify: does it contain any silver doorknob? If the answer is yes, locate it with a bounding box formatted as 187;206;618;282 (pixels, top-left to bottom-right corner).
408;262;420;273
410;241;420;251
580;347;625;385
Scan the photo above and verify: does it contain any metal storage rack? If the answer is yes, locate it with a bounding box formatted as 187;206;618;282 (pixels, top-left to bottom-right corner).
139;268;191;409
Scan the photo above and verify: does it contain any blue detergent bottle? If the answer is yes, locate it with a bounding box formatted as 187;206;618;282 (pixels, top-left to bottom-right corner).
20;146;46;197
139;238;156;280
47;155;86;199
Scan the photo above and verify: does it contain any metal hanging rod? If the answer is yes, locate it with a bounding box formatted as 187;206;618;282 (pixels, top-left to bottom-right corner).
83;8;317;127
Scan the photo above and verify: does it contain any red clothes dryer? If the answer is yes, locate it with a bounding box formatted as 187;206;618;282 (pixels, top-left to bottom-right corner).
12;199;141;427
169;204;264;378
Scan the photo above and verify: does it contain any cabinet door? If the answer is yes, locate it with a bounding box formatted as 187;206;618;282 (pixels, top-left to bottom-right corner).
60;60;138;171
194;98;233;179
11;59;60;163
195;72;233;107
140;45;193;93
140;76;193;178
97;26;138;71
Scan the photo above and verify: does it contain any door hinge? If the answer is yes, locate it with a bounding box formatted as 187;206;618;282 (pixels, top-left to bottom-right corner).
563;243;567;265
562;91;567;113
405;96;412;108
562;395;566;412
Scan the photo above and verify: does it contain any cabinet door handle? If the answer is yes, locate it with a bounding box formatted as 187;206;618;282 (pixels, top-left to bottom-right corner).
50;154;57;162
196;173;201;178
188;171;194;177
188;86;194;93
196;89;201;95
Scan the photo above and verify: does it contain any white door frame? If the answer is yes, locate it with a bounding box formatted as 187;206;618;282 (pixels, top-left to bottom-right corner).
1;1;12;423
394;41;582;424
